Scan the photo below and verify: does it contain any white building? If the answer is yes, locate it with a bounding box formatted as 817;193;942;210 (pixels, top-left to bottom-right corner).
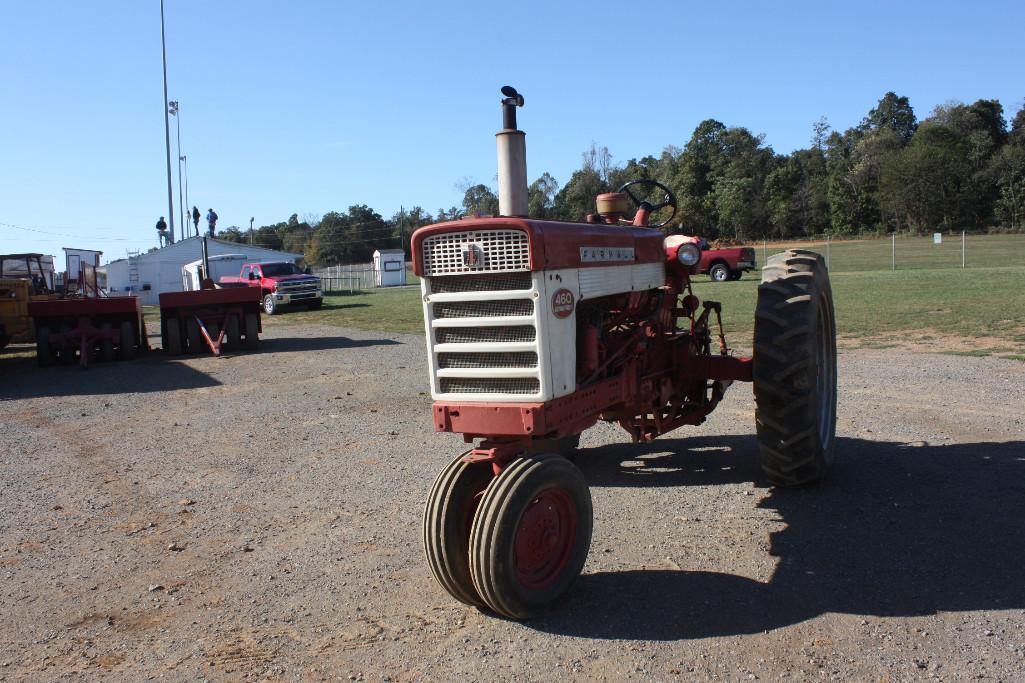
105;237;303;305
373;249;407;287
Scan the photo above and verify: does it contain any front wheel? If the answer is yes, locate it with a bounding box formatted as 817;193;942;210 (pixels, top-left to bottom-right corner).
469;453;592;619
263;294;278;315
753;249;837;486
423;453;494;608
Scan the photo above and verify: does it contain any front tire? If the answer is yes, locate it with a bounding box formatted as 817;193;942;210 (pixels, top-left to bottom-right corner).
423;453;493;608
469;453;592;619
263;294;278;315
753;249;837;486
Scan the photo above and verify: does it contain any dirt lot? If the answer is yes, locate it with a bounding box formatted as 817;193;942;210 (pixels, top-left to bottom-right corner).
1;323;1024;682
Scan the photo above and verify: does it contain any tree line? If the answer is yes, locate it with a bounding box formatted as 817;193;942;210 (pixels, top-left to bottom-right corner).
218;92;1025;266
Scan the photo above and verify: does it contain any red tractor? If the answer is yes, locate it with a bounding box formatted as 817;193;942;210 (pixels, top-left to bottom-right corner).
412;87;837;619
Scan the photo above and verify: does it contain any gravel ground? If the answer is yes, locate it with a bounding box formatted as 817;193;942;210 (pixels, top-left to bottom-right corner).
1;323;1023;682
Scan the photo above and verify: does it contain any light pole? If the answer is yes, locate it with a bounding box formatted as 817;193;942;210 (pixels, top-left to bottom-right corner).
180;155;189;235
169;100;183;234
249;217;254;245
160;0;175;243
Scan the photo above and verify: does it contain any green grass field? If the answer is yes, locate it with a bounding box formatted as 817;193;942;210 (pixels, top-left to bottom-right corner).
264;235;1025;360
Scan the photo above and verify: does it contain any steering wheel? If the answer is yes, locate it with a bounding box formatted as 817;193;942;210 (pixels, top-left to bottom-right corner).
617;179;678;229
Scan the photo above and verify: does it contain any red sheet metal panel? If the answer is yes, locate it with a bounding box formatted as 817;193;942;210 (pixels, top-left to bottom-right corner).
158;287;261;310
28;296;142;318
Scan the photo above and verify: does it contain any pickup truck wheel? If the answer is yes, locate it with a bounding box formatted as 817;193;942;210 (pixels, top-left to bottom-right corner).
185;317;204;354
263;294;278;315
709;263;730;282
307;299;323;310
729;269;743;281
469;453;592;619
243;313;260;350
165;318;183;355
753;249;837;486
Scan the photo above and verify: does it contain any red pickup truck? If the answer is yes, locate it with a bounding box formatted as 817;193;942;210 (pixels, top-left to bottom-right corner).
696;241;757;282
219;261;323;315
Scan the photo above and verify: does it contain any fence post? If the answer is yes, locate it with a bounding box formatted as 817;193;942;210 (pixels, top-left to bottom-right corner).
891;233;896;271
961;231;965;269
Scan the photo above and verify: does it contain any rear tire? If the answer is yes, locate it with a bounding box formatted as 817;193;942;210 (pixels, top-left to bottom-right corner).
225;314;242;350
753;249;837;486
119;321;136;360
186;317;203;354
729;269;743;281
469;453;592;619
709;263;730;282
36;325;54;366
423;452;493;608
99;323;115;362
58;323;74;364
243;313;259;350
165;318;183;355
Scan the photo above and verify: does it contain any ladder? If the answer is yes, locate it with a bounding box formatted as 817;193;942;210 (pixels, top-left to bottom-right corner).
127;250;140;292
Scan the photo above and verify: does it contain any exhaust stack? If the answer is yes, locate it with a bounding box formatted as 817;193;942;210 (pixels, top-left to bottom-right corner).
496;86;528;217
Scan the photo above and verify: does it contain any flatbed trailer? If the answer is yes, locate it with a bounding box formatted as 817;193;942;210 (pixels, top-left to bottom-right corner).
158;287;262;356
28;296;147;367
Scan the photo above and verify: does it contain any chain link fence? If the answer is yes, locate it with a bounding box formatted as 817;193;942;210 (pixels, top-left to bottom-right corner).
313;263;419;293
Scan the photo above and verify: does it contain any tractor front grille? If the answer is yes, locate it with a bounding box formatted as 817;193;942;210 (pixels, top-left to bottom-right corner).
433;299;534;319
439;378;540;394
435;326;536;344
438;351;538;369
430;272;533;293
421;229;530;276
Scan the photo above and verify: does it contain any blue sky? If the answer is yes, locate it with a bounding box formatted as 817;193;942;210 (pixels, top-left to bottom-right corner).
1;0;1022;262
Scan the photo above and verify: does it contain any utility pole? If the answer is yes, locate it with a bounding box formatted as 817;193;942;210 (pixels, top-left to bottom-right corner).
160;0;175;243
170;100;184;233
249;217;254;245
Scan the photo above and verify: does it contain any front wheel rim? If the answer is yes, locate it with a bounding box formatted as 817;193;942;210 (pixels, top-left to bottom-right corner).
513;488;577;590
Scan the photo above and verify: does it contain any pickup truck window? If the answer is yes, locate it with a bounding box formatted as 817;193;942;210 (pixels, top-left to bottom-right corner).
260;263;303;277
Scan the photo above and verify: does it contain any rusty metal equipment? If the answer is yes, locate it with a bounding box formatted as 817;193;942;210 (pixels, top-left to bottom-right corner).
416;88;838;619
158;287;262;356
28;296;148;367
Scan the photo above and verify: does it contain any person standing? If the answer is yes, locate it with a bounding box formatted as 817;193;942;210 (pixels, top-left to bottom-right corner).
156;216;169;246
206;208;218;237
191;206;201;236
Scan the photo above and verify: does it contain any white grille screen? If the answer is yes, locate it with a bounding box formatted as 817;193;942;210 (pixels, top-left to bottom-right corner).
422;230;530;275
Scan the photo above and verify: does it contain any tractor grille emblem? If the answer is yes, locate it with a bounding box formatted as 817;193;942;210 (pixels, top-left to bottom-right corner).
462;244;485;268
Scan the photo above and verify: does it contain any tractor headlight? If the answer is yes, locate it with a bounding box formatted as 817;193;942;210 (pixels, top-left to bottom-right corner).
677;243;701;266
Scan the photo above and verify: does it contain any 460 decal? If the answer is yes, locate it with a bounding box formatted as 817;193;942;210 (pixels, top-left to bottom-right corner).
551;288;575;318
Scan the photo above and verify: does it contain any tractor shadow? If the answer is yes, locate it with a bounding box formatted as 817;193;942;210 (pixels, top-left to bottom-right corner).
531;436;1025;640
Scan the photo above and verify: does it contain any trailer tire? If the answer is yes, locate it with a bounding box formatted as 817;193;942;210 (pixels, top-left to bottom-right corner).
263;294;277;315
58;323;75;364
225;314;242;350
119;321;137;360
185;317;203;354
469;453;592;619
753;249;837;486
243;313;259;350
99;322;116;362
165;318;183;355
36;325;54;366
423;452;492;609
709;262;730;282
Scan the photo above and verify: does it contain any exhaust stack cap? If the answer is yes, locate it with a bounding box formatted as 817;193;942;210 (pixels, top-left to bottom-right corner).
496;86;528;217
